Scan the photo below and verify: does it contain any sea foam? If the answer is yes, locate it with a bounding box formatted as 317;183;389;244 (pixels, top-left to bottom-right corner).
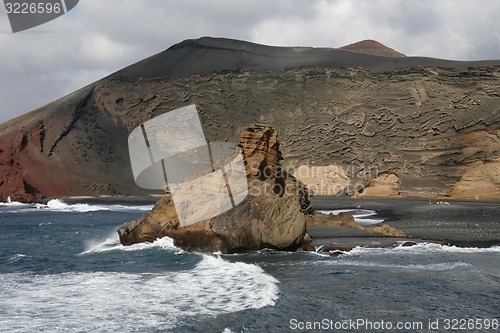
0;253;278;332
344;242;500;255
33;199;154;213
81;234;181;255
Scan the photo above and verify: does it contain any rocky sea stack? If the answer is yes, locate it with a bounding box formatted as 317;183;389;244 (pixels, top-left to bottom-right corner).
117;125;406;253
117;125;311;252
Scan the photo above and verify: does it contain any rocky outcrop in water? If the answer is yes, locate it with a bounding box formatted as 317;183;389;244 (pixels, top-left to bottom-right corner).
117;125;408;252
118;125;311;253
305;212;407;238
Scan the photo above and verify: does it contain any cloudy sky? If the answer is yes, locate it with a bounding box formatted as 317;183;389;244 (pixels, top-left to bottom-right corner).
1;0;499;124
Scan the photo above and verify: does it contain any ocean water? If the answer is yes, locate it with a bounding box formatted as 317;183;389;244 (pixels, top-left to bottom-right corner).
0;200;499;333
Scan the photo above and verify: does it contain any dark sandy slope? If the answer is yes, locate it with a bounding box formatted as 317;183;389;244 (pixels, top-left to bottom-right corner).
115;37;500;78
1;37;499;201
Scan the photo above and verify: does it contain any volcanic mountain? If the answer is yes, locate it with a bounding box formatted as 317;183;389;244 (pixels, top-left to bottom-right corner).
339;39;406;57
1;37;499;202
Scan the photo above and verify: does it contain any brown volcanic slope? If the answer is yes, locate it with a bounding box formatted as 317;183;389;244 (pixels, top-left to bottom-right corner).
1;37;500;202
339;39;406;57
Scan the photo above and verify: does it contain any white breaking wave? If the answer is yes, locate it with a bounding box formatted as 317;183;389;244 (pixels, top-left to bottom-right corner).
0;201;30;207
331;259;474;272
0;201;35;213
321;242;500;273
400;242;500;254
81;234;182;255
0;255;278;332
222;328;243;333
8;254;26;263
33;199;154;213
345;242;500;255
318;209;385;225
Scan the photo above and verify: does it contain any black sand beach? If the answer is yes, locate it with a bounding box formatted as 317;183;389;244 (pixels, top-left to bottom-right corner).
312;196;500;248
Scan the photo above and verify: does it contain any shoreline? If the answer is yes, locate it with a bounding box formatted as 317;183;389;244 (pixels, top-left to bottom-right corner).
38;196;161;205
12;195;500;249
34;194;500;207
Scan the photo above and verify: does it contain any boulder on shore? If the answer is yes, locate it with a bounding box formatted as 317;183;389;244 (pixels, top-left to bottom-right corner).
305;212;407;238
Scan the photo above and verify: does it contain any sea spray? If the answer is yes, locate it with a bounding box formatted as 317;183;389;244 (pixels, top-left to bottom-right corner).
1;253;279;332
33;199;153;213
81;235;182;255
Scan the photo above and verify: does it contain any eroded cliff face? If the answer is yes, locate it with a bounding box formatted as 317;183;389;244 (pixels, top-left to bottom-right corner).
1;38;499;202
0;87;143;202
100;65;500;201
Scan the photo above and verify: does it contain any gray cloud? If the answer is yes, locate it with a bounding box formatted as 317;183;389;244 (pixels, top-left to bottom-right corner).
0;0;499;124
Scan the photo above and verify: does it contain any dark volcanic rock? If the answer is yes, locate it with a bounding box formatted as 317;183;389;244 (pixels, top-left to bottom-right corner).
117;195;223;252
1;37;500;202
209;179;306;253
306;212;407;238
117;195;181;245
